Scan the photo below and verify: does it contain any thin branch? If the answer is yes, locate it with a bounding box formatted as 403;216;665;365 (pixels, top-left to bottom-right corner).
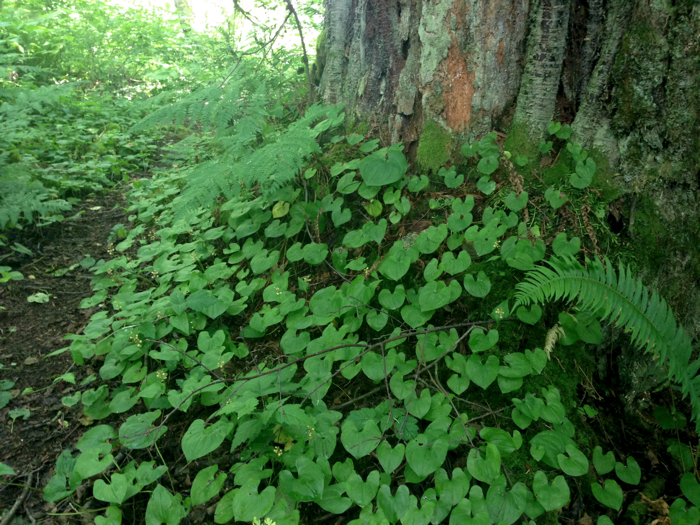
0;472;33;525
283;0;313;103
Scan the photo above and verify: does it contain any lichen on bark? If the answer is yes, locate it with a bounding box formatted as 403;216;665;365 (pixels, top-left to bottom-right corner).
417;0;453;85
512;0;571;140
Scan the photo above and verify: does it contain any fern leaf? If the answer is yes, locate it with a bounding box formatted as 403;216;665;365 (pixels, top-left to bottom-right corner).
515;255;700;430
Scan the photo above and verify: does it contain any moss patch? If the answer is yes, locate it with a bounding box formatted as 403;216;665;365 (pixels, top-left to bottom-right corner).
542;146;620;202
504;121;541;177
416;120;452;174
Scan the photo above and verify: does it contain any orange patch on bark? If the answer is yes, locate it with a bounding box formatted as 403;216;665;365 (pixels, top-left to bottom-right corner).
497;38;505;64
443;43;474;132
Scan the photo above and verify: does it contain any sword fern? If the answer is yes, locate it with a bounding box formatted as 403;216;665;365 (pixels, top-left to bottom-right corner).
515;256;699;430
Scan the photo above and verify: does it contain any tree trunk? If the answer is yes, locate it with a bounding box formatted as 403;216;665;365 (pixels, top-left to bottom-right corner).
319;0;700;337
174;0;194;33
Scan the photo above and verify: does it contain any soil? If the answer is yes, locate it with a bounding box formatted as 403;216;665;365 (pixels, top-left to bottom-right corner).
0;193;126;523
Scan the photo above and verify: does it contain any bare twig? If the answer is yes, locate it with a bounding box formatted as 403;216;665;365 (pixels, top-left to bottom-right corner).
334;387;383;410
0;472;33;525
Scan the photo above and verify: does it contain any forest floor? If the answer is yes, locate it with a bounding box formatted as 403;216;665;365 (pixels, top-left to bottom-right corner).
0;193;127;523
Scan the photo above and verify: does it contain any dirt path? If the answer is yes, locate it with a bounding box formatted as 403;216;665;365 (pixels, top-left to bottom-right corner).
0;193;126;521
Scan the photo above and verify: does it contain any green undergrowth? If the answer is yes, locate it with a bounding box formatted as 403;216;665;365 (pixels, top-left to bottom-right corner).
3;84;699;524
0;83;166;231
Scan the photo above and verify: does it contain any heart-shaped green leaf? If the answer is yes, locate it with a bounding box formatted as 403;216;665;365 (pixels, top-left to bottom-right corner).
592;446;615;475
377;441;405;474
576;157;596;178
615;457;641;485
469;328;499;353
653;406;687;430
363;219;388;244
279;457;325;502
418;281;452;312
466;354;500;389
547;121;562;135
423;258;443;281
146;485;187;525
346;470;380;507
557;444;589;476
280;329;310;354
504;191;528;212
367;310;389;331
440;250;471;275
530;444;545;462
446;354;470;394
401;304;434;329
544;187;567;209
182;419;232;463
377;484;410;524
332;207;352;226
533;472;570;511
516;304;542;325
477;176;496;194
525;348;547;374
445;170;464;189
467;444;501;483
681;473;700;507
435;468;470;506
591;479;623;510
406;436;448;477
302;243;328;265
401;496;436;525
407;388;432;419
570;170;592;189
378;285;405;310
379;251;411;281
191;465;226;506
464;271;491;298
390;371;414;400
341;419;381;459
360;150;408;187
552;233;580;257
364;199;383;217
361;350;397;382
93;473;138;505
232;481;276;521
408;175;429;192
477;156;499;175
317;484;352;515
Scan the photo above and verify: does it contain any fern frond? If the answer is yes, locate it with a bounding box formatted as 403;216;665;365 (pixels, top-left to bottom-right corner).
0;165;72;229
515;256;700;430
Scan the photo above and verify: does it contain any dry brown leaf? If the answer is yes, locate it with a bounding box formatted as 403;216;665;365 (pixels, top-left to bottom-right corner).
578;513;593;525
647;448;660;467
642;493;670;515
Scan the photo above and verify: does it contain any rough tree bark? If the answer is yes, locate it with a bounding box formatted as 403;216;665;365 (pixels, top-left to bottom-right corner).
318;0;700;338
